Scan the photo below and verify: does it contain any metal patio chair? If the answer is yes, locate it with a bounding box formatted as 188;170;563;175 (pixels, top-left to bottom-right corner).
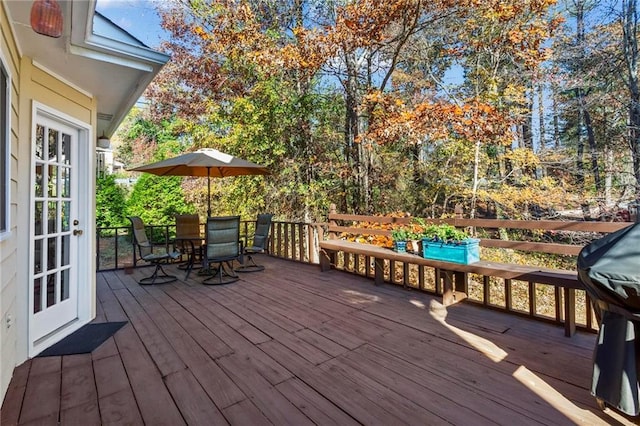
236;213;273;272
128;216;181;285
174;214;202;279
202;215;243;285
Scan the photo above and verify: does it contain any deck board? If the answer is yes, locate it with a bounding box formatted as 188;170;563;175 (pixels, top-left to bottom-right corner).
18;371;60;425
144;286;234;359
97;388;144;425
275;377;360;426
163;284;271;349
2;256;637;425
344;345;533;425
0;361;30;426
59;355;96;411
164;369;229;425
59;400;100;426
92;354;131;400
221;398;271;425
111;287;187;377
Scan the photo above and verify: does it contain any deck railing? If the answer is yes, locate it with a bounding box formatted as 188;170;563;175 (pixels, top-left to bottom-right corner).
318;210;635;334
97;216;631;335
96;220;321;271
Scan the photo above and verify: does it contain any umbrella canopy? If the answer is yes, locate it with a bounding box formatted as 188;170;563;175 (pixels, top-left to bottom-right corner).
129;148;270;216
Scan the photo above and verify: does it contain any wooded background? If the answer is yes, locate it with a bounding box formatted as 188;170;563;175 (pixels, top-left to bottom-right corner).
107;0;640;226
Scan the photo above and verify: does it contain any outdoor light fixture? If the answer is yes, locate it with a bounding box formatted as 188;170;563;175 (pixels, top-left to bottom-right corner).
30;0;63;38
97;133;111;149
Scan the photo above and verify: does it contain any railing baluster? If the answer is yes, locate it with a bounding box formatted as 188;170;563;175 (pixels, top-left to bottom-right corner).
483;276;490;306
505;278;512;312
114;227;119;270
529;281;536;316
555;286;562;324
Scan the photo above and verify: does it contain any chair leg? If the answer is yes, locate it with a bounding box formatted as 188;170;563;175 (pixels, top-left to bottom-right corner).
138;263;177;285
202;261;239;285
182;252;196;280
178;250;203;279
235;254;265;272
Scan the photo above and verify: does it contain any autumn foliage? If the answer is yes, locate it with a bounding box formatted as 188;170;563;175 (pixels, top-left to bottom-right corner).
339;212;413;248
127;0;635;222
363;92;513;146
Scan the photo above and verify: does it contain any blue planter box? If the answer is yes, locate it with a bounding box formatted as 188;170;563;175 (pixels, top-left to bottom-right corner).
393;241;407;253
421;238;480;264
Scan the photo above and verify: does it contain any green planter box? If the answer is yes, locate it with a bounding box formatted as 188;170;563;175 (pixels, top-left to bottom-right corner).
422;238;480;264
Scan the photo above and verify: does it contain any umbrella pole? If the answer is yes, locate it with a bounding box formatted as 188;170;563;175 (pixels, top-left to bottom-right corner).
207;167;211;217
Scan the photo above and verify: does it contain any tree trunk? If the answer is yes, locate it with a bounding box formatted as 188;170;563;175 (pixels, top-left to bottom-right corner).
552;81;561;149
576;92;585;189
522;87;534;151
583;106;601;193
344;52;361;212
631;100;640;201
605;145;612;205
574;1;589;219
538;79;545;151
470;140;482;219
622;0;640;204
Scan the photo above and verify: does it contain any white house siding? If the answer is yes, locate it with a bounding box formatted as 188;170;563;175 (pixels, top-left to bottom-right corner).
0;2;22;403
0;4;98;403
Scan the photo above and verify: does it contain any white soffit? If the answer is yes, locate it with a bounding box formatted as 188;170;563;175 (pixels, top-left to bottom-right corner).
3;0;169;137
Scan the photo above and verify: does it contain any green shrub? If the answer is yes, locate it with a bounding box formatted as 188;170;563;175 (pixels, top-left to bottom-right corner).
96;174;128;228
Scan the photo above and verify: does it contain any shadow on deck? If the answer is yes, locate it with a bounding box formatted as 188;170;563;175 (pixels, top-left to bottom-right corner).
1;256;636;425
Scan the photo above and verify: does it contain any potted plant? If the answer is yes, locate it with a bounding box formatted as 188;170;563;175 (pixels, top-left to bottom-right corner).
391;226;409;253
421;223;480;264
407;218;427;254
407;229;423;254
422;223;469;243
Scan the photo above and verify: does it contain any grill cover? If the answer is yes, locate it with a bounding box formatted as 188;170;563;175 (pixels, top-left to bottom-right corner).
577;223;640;416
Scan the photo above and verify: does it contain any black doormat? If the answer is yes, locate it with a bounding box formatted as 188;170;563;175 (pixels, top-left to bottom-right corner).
37;321;127;357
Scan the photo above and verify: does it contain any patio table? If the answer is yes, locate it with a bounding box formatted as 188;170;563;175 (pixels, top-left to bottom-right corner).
174;235;204;279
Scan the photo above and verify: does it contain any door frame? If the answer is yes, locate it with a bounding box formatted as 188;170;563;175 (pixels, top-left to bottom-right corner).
28;101;94;356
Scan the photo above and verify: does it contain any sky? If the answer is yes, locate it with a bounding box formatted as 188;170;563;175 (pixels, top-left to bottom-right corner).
96;0;169;48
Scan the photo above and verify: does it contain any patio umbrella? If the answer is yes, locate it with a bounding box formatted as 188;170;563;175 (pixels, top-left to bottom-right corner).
130;148;270;216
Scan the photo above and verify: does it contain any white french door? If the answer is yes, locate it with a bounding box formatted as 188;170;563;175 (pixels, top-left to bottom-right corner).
29;114;81;343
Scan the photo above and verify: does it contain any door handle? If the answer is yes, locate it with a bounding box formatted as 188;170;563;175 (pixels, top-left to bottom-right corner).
73;229;83;236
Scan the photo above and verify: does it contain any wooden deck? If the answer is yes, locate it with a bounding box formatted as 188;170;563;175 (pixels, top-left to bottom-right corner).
1;257;636;425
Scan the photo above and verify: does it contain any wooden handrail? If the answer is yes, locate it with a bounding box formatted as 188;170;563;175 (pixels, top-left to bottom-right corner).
325;213;632;257
327;213;630;233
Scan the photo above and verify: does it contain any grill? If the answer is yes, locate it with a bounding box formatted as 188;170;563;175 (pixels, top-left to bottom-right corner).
577;223;640;416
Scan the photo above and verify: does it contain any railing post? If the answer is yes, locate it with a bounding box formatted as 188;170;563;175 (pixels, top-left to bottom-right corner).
270;221;276;256
114;227;120;269
306;225;314;263
454;203;464;219
131;225;137;267
328;203;337;240
564;287;576;336
310;223;324;265
276;222;282;257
